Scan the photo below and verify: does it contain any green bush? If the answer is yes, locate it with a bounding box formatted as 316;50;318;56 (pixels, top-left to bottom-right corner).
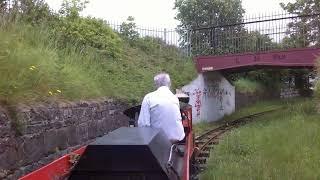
316;60;320;99
234;78;264;93
56;16;123;59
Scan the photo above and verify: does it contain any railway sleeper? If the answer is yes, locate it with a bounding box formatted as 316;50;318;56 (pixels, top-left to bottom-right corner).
198;151;210;157
202;146;214;151
197;164;207;171
196;157;207;164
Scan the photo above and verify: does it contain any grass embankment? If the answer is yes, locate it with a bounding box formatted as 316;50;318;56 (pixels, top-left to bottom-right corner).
0;24;196;104
200;99;320;180
194;99;295;135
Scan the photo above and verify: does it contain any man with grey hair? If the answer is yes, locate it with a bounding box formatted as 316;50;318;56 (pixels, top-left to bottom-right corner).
138;73;185;143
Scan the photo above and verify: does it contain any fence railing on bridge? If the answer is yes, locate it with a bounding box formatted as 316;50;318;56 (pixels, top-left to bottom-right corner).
105;21;192;56
190;12;320;56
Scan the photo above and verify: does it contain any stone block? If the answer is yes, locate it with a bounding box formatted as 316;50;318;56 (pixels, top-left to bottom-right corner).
66;125;79;146
109;109;116;116
72;108;84;117
0;126;12;138
77;123;88;142
96;120;106;137
63;109;72;118
93;111;102;120
88;121;98;139
64;117;77;126
55;128;68;150
24;124;44;135
22;134;45;165
43;129;59;154
53;121;64;129
0;111;8;126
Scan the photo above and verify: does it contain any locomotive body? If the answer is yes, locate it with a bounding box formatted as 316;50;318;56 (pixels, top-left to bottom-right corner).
20;99;195;180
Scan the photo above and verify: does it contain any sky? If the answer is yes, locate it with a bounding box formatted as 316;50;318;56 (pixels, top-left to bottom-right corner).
46;0;295;29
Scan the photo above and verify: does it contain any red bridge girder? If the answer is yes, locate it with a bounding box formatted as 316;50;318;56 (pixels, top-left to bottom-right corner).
196;47;320;73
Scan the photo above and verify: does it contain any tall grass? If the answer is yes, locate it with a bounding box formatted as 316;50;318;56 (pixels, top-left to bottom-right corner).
0;23;196;104
316;59;320;112
234;78;264;94
193;99;294;135
201;99;320;180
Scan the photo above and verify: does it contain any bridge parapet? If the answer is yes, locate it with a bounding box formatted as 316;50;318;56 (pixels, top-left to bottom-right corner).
196;47;319;73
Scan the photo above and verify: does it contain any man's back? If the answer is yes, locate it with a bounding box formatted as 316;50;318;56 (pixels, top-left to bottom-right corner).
138;86;185;142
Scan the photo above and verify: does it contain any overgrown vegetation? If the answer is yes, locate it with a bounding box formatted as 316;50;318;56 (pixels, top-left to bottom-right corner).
193;99;294;135
233;78;263;93
316;59;320;109
0;0;196;104
201;99;320;180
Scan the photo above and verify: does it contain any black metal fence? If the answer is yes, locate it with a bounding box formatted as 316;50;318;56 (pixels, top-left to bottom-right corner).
190;12;320;56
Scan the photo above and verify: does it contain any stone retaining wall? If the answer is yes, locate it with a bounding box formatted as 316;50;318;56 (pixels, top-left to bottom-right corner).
0;99;129;179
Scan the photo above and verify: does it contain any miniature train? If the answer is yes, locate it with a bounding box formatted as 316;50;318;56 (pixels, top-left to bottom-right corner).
20;96;197;180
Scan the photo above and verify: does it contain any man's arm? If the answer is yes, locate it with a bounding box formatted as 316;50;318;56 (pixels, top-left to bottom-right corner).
174;97;185;141
138;96;151;127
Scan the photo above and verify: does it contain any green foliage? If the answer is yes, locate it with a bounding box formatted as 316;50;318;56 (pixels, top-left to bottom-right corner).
0;23;196;104
174;0;244;29
234;78;263;94
281;0;320;47
0;0;8;13
9;0;54;25
59;0;89;19
227;69;288;94
56;16;123;59
194;99;289;135
174;0;245;54
0;0;196;105
201;99;320;180
316;60;320;99
120;16;140;42
50;0;123;59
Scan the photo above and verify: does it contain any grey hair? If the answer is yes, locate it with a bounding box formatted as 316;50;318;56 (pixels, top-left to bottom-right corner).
154;73;171;88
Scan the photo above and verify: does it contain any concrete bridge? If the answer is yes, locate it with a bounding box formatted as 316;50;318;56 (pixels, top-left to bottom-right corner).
181;48;319;123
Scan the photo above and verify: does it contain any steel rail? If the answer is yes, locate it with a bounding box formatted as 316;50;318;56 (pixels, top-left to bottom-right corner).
194;108;284;166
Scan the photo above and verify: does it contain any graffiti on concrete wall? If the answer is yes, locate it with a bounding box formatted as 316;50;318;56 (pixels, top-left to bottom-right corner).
183;81;232;118
192;88;202;117
203;82;232;110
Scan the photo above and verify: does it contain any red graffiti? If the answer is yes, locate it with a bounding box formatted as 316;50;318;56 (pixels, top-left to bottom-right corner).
192;88;202;117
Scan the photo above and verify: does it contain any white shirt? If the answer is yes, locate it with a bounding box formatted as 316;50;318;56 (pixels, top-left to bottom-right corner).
138;86;185;141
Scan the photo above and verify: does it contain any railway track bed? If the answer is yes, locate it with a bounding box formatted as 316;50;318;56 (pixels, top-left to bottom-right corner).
193;108;282;173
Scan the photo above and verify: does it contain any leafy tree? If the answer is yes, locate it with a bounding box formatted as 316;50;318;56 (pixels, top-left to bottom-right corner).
59;0;88;19
120;16;139;42
9;0;52;24
280;0;317;95
281;0;320;47
174;0;245;55
0;0;9;13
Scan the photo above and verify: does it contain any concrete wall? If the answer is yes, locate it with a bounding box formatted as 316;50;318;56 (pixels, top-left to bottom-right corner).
0;99;129;179
181;72;235;123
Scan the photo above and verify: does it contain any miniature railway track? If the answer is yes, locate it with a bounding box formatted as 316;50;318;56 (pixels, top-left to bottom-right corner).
194;108;283;172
